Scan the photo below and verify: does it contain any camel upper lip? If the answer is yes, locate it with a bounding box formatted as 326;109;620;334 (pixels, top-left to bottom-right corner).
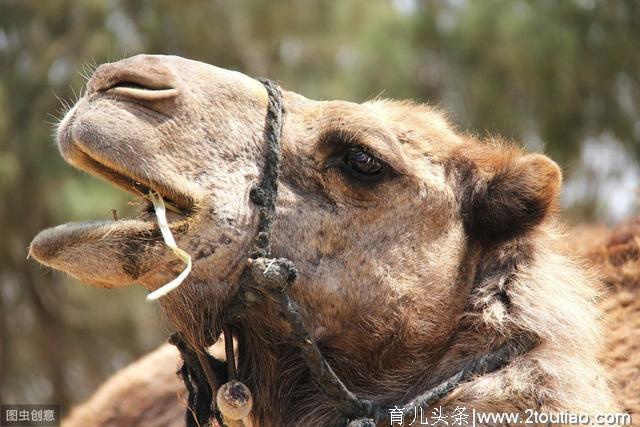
55;70;195;217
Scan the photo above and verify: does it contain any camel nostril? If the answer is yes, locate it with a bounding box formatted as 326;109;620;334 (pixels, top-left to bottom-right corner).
102;79;178;101
107;81;155;91
87;59;177;100
104;80;174;92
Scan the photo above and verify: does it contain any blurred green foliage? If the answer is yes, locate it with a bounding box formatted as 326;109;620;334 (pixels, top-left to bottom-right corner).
0;0;638;413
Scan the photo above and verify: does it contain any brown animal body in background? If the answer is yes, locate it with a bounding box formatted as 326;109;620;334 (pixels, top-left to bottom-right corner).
563;219;640;416
28;55;633;426
60;343;185;427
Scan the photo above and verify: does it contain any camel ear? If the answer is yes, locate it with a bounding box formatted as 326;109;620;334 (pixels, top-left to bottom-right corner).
464;153;562;242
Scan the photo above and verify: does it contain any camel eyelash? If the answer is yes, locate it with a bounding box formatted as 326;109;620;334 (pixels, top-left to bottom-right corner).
318;129;393;183
318;128;380;159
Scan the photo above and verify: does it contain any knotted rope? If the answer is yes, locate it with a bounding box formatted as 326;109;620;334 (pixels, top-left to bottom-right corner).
169;333;226;426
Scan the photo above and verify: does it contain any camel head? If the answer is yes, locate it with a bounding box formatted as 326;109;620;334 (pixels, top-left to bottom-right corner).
31;54;597;425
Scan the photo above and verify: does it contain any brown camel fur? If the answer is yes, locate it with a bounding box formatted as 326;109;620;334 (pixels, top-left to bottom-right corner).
29;55;629;426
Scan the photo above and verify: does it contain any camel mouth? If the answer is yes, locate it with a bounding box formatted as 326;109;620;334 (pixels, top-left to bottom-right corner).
29;122;199;281
28;142;196;274
28;159;195;287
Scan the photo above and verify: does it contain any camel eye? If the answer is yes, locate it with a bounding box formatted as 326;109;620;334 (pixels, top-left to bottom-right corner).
342;147;385;179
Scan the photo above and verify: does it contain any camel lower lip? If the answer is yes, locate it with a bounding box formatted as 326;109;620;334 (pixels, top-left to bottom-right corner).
29;205;194;264
29;219;157;264
28;217;174;288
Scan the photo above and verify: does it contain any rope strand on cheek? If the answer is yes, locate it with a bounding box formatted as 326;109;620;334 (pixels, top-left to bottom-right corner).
248;78;284;260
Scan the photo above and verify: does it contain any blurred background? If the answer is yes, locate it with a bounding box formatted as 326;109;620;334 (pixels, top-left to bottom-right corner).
1;0;639;415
